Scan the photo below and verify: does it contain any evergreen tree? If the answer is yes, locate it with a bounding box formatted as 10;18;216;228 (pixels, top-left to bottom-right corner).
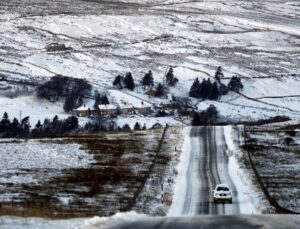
124;72;135;90
10;118;20;137
64;116;78;132
94;92;109;109
20;116;30;137
166;67;178;87
215;66;224;82
155;83;166;97
209;82;219;100
205;105;219;124
228;76;243;92
142;70;154;89
200;79;211;99
192;105;218;126
192;112;201;126
134;122;141;131
0;112;11;133
122;124;131;131
35;120;42;129
142;124;147;130
113;75;124;89
189;78;201;98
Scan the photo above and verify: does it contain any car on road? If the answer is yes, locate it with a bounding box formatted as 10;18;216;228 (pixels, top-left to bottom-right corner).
213;184;232;203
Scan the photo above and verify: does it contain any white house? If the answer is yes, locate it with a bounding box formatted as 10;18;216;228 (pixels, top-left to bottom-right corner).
75;105;93;117
118;103;134;115
134;101;152;115
98;104;118;116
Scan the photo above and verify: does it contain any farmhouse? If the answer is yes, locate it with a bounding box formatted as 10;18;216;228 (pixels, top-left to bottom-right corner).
75;105;93;117
98;104;118;116
45;43;68;52
134;101;152;115
118;103;134;115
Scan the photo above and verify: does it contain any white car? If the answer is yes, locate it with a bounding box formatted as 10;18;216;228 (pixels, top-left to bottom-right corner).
213;184;232;203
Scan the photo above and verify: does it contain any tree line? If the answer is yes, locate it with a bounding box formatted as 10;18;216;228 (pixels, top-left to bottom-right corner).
0;112;78;138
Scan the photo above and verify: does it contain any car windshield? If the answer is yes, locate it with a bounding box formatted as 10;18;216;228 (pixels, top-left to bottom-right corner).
217;186;229;191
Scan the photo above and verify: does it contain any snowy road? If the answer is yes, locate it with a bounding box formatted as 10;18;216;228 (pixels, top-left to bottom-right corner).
180;126;240;215
173;126;240;215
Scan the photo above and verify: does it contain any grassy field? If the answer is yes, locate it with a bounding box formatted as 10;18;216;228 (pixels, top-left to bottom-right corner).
0;127;180;218
242;122;300;213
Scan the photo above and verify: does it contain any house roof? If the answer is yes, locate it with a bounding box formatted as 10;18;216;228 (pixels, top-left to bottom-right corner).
98;104;117;110
119;104;134;109
134;102;152;109
75;105;92;111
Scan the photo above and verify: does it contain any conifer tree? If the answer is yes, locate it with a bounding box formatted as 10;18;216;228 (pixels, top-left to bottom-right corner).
155;83;166;97
166;67;178;87
113;75;124;89
189;78;201;98
209;82;219;100
215;66;224;82
142;70;154;89
124;72;135;90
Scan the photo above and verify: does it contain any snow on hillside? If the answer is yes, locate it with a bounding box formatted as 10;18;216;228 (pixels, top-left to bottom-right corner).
0;0;299;122
0;96;69;125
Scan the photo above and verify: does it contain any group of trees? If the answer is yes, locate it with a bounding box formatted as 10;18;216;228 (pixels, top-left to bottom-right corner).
190;66;244;100
113;67;178;97
192;105;219;126
0;112;78;138
228;76;244;92
0;112;30;138
189;78;221;100
31;115;78;138
93;91;110;109
113;72;135;90
36;75;92;112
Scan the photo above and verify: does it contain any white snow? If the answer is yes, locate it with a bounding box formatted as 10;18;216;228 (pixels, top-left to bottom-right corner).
0;96;69;125
0;140;94;187
224;126;263;214
82;211;149;229
168;127;192;216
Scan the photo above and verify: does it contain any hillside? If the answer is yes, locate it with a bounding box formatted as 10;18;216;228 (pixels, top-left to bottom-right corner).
0;0;299;124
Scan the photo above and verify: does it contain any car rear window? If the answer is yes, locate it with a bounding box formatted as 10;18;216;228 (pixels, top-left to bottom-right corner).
217;187;229;191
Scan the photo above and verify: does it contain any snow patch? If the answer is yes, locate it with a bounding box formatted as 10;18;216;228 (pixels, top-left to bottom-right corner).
224;125;262;214
167;127;192;216
82;211;149;229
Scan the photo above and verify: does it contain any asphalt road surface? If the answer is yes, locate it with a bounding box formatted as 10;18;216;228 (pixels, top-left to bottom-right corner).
109;215;300;229
182;126;240;215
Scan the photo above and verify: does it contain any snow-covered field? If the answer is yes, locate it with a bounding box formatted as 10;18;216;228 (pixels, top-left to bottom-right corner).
0;139;95;202
0;0;299;122
243;122;300;213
